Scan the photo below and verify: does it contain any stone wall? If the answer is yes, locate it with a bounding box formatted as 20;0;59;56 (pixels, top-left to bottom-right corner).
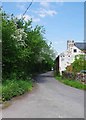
76;73;86;84
62;71;86;84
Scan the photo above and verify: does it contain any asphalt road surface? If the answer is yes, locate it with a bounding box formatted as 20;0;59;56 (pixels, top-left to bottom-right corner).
2;71;84;118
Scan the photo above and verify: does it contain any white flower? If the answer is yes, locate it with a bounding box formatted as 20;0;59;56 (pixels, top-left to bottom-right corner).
11;28;27;47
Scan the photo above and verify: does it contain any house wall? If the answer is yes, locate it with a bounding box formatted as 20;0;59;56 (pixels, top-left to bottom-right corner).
59;40;84;75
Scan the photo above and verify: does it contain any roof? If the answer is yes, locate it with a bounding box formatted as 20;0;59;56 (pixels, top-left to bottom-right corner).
74;42;86;50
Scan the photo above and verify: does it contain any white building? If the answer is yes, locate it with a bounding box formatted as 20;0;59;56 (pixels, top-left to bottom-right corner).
57;40;86;75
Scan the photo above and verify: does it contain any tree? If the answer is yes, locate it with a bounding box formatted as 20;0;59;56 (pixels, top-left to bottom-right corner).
2;11;55;81
71;55;86;73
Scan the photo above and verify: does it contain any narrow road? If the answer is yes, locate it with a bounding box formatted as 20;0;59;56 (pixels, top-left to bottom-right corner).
2;71;84;118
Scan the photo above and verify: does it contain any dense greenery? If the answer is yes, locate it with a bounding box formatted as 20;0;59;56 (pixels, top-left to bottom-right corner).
2;11;55;101
2;79;33;101
55;76;86;90
2;11;55;81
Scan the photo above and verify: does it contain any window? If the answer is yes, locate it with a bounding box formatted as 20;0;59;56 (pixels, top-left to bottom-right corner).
74;49;77;53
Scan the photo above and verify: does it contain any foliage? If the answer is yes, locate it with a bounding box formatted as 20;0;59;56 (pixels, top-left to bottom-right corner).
71;55;86;73
55;76;86;90
2;10;55;101
2;79;33;101
2;11;55;81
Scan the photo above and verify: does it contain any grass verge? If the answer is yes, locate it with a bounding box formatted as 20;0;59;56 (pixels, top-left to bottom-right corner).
0;84;2;103
2;79;33;101
55;76;86;90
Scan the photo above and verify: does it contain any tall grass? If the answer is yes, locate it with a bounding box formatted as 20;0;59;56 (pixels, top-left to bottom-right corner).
2;79;33;101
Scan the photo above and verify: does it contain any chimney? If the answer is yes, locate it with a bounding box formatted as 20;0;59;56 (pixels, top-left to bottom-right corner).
67;40;74;50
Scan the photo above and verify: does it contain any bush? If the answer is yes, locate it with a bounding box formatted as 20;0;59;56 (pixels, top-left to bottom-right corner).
2;11;55;81
2;79;33;101
71;55;86;73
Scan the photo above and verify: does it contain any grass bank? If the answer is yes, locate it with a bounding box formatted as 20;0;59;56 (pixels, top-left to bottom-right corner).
2;79;33;102
55;76;86;90
0;84;2;103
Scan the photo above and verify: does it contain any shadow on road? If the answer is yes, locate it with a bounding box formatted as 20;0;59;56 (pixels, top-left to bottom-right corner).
35;71;54;83
39;74;54;78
